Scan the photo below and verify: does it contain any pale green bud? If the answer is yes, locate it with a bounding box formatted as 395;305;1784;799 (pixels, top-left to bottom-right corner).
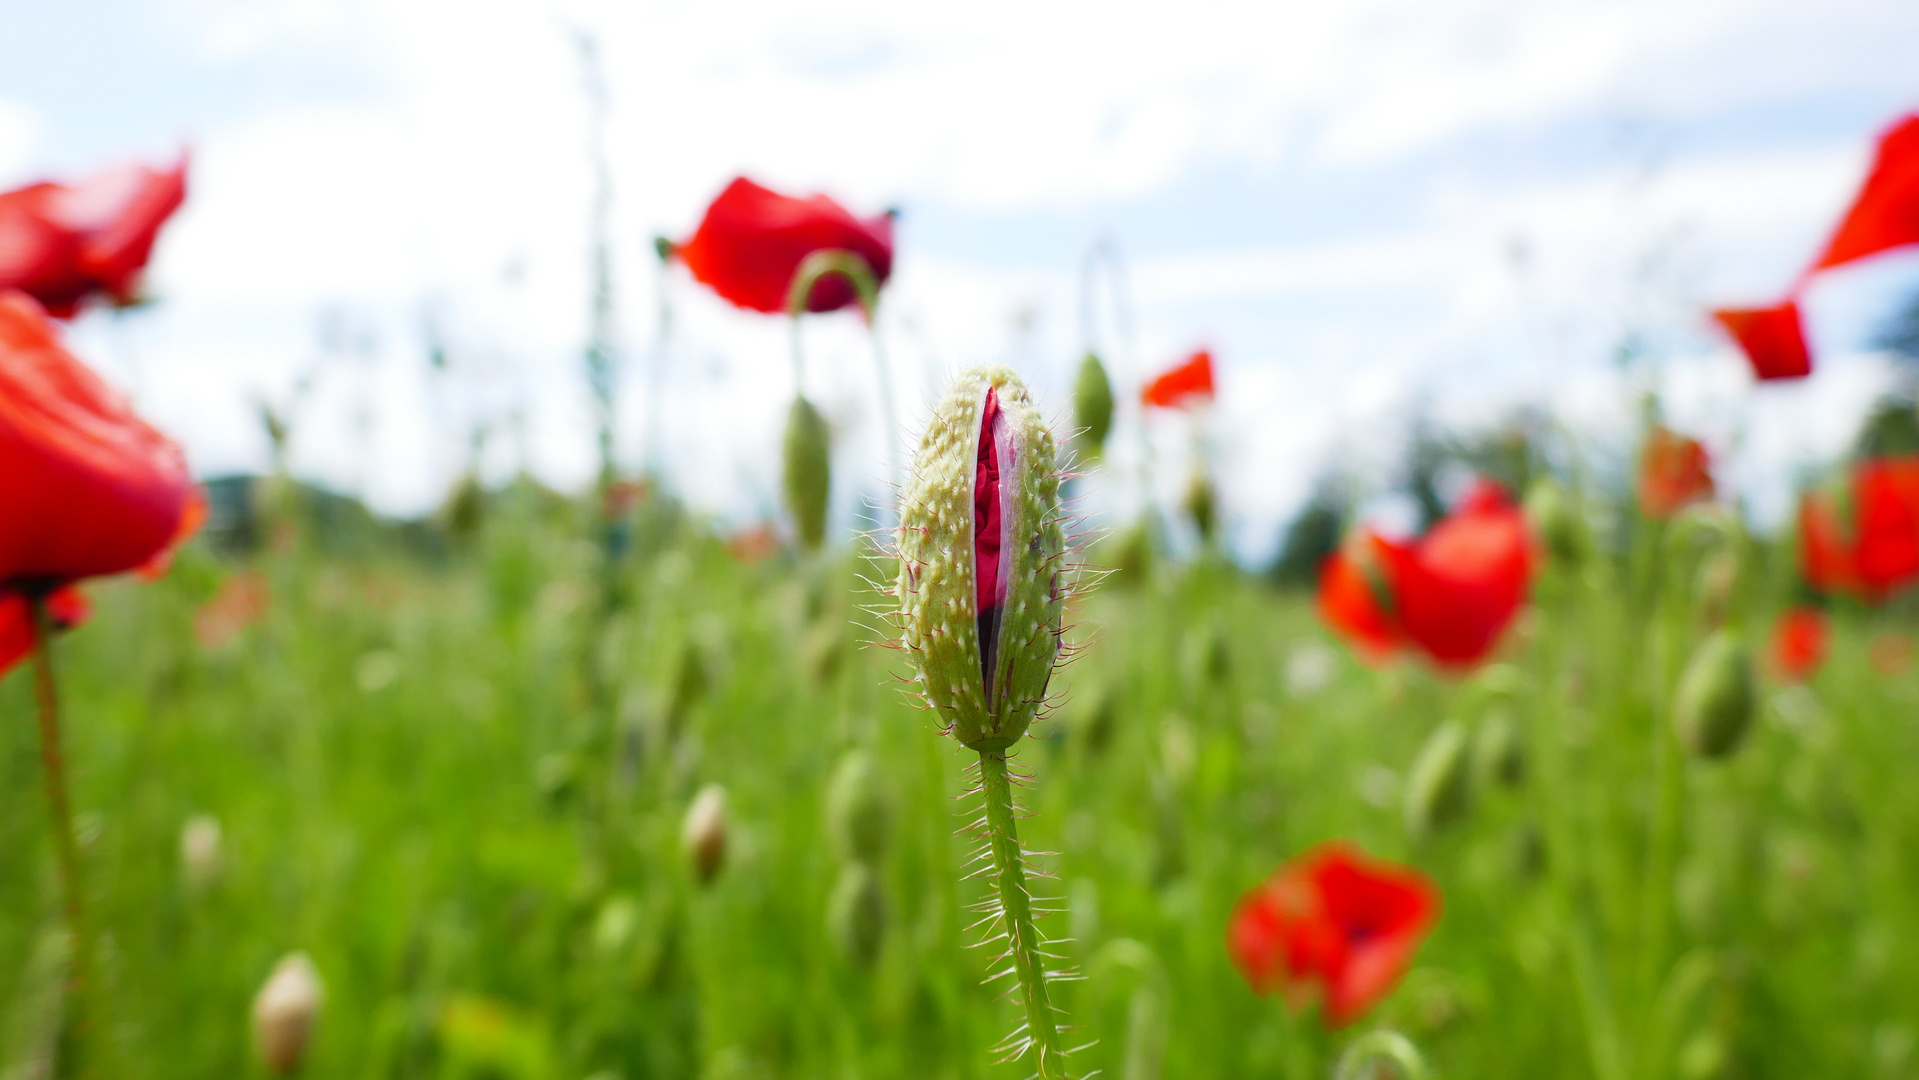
1073;351;1114;458
824;750;889;864
1673;631;1756;758
896;367;1068;751
783;396;831;548
1405;721;1472;840
826;862;886;969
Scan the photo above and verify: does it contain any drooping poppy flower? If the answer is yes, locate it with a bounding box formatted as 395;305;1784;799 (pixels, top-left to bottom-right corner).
1140;348;1215;409
1712;302;1811;381
0;290;201;676
1767;606;1829;683
672;177;894;315
1637;427;1714;520
1711;114;1919;380
1317;481;1536;669
0;153;189;318
1227;841;1439;1028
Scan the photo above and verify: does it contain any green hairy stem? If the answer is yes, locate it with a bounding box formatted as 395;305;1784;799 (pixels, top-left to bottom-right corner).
977;748;1066;1077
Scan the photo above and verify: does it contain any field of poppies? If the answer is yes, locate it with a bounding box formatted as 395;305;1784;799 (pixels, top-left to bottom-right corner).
6;97;1919;1080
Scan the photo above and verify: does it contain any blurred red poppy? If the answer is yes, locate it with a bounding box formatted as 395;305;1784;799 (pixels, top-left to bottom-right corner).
1870;633;1912;677
1798;490;1857;594
1228;841;1439;1028
1796;456;1919;602
1141;349;1215;409
1318;481;1536;669
0;153;188;318
0;291;200;675
1713;302;1811;381
1768;606;1829;683
725;522;780;565
0;586;89;676
1637;427;1714;520
672;177;894;315
193;569;271;652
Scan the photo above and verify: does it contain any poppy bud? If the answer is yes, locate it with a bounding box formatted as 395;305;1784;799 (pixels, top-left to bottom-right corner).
1472;709;1525;789
826;862;886;969
180;813;224;890
1072;351;1114;459
681;784;728;885
895;367;1067;751
1184;471;1218;544
824;750;888;864
1672;631;1757;758
1405;721;1472;840
1523;477;1584;565
1695;549;1740;627
253;952;324;1075
783;396;831;549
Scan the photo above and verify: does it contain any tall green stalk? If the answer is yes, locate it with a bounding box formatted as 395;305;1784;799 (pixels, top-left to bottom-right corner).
975;749;1065;1076
29;597;99;1077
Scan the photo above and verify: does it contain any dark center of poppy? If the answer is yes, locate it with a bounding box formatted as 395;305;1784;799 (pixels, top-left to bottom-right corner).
974;387;1005;707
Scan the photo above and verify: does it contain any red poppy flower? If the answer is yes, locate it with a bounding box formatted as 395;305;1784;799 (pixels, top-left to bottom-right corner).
1851;457;1919;598
1637;427;1714;520
1140;348;1215;409
1768;606;1829;683
0;153;189;319
0;290;200;675
1318;481;1536;669
672;176;894;315
1798;490;1857;594
1713;302;1810;382
193;569;271;652
1228;841;1439;1028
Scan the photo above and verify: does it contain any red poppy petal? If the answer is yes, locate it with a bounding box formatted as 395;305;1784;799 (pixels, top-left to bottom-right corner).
1768;607;1829;683
1813;115;1919;272
1713;303;1812;381
1318;531;1402;662
675;176;894;315
1141;349;1215;409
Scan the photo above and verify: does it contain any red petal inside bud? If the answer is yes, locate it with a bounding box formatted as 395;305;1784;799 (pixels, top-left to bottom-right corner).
974;387;1006;703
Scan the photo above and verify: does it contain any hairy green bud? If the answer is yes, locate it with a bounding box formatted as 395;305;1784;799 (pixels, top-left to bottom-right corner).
1673;631;1756;758
1073;351;1114;458
824;749;889;864
896;367;1067;751
1405;721;1472;840
783;396;831;548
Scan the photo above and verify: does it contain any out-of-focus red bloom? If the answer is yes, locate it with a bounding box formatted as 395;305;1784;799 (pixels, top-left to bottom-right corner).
725;522;779;564
1637;427;1715;520
1140;349;1215;409
1713;302;1811;381
0;153;188;318
0;586;89;676
1228;841;1439;1028
0;291;200;676
1710;115;1919;380
1798;490;1858;594
193;569;270;651
672;177;894;315
1768;606;1829;683
1317;481;1536;669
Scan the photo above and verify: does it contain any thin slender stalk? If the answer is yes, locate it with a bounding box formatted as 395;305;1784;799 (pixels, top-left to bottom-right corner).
29;596;99;1072
976;748;1067;1079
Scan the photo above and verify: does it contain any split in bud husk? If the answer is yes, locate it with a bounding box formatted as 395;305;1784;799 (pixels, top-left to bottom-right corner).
1405;721;1472;840
179;813;224;891
824;750;888;864
1673;631;1757;758
253;952;324;1075
682;784;728;885
783;396;831;549
1073;351;1114;459
826;862;886;969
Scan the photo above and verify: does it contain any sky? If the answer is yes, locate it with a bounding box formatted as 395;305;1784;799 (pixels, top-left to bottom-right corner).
5;0;1919;559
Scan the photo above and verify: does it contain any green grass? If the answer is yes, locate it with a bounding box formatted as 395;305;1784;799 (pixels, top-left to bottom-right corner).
4;489;1919;1079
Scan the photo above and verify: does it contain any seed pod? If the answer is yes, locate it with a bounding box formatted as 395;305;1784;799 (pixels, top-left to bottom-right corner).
783;396;831;549
896;367;1067;750
826;862;887;969
824;750;889;863
1073;351;1115;459
253;952;324;1075
1673;631;1756;758
682;784;728;885
1405;721;1472;840
1472;708;1525;789
180;813;224;890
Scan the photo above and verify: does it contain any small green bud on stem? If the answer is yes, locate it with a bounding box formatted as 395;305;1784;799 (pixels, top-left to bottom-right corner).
1673;631;1756;758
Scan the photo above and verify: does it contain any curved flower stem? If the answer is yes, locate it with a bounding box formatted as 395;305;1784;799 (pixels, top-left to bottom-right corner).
1334;1029;1430;1080
976;748;1067;1079
786;249;900;526
29;597;99;1070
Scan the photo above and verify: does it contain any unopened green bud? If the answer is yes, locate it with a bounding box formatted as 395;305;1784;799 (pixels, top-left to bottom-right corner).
682;784;728;885
1405;721;1472;840
1695;549;1739;627
1524;477;1583;565
1673;631;1756;758
783;396;831;548
896;367;1068;750
1472;708;1525;789
1184;471;1218;544
826;862;886;969
1073;351;1114;459
824;750;889;863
